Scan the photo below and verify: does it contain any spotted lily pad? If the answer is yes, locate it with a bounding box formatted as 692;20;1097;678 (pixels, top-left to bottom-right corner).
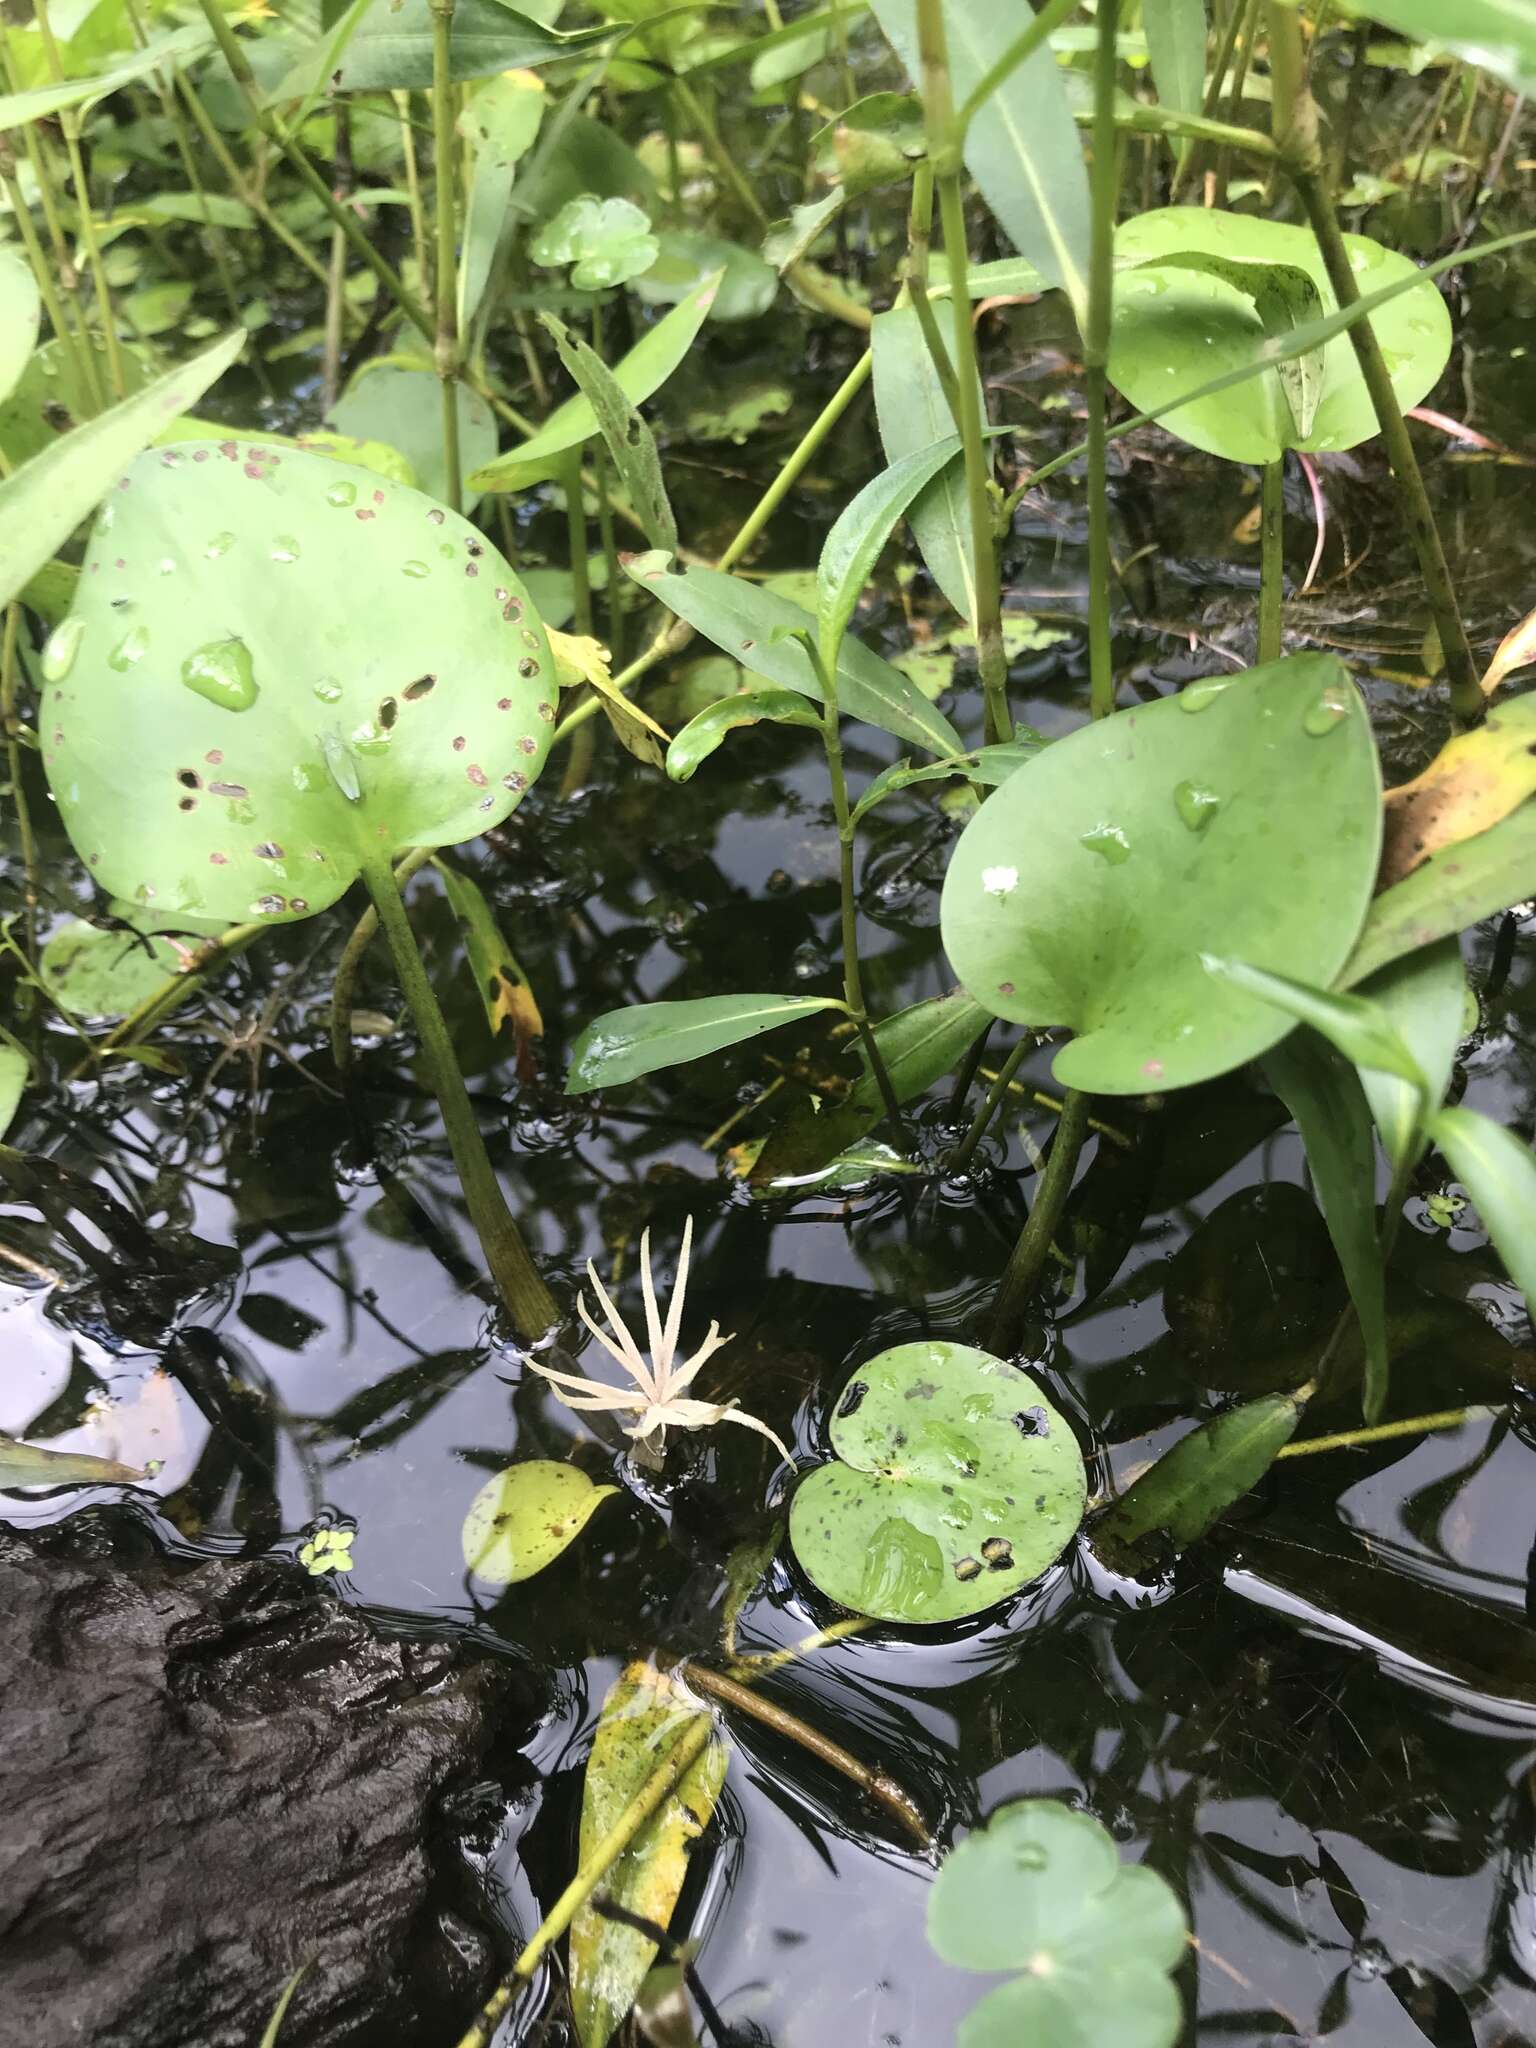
461;1460;618;1586
788;1341;1086;1625
41;440;555;925
939;654;1382;1095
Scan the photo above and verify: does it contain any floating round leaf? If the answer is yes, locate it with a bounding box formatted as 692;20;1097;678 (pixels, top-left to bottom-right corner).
461;1460;618;1586
788;1341;1086;1625
928;1800;1187;2048
939;654;1382;1095
1109;206;1453;463
42;441;556;925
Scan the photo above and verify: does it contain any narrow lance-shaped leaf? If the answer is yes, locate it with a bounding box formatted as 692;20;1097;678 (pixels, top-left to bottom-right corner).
0;329;244;612
540;310;677;554
667;688;823;782
0;1434;149;1489
1430;1105;1536;1320
470;274;721;493
0;22;213;128
1263;1030;1388;1421
626;550;966;760
1353;940;1467;1171
1142;0;1207;161
1093;1392;1304;1572
816;430;1002;677
1203;957;1428;1091
869;0;1092;318
0;248;41;410
871;306;981;628
0;1045;29;1142
434;859;544;1078
457;71;547;333
1340;803;1536;988
567;994;845;1095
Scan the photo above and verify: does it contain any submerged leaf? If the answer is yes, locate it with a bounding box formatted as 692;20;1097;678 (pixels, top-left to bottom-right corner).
0;1433;148;1489
461;1460;617;1585
1430;1105;1536;1320
789;1342;1086;1624
1092;1393;1303;1572
571;1663;728;2048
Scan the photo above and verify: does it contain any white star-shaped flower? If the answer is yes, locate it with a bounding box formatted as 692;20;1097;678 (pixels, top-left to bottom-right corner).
530;1218;790;1465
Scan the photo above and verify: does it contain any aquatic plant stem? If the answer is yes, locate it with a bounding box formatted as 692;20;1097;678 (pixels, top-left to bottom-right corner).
0;147;91;407
1;605;39;969
361;853;556;1340
1264;0;1481;723
806;638;904;1137
429;0;463;512
453;1715;715;2048
682;1663;930;1846
65;923;266;1080
949;1033;1030;1174
1085;0;1120;719
31;0;126;398
396;91;431;290
904;160;961;425
720;350;873;572
1258;457;1284;662
954;0;1082;138
917;0;1011;745
330;845;435;1079
173;73;340;303
1277;1404;1499;1458
985;1086;1090;1351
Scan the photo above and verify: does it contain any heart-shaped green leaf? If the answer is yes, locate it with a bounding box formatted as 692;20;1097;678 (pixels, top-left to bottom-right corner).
328;357;497;510
40;913;209;1020
1109;207;1452;462
42;439;555;925
939;655;1383;1095
461;1460;617;1586
928;1800;1187;2048
789;1341;1086;1625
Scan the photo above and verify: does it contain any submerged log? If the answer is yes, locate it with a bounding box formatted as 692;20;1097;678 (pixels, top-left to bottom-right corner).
0;1509;537;2046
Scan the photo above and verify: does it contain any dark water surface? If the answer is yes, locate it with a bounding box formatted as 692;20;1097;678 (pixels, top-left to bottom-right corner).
6;58;1536;2048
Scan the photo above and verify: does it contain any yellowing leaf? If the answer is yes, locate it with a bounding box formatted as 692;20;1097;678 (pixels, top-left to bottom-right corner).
549;625;671;766
571;1663;728;2048
434;858;544;1078
1380;692;1536;887
1481;606;1536;697
460;1460;617;1585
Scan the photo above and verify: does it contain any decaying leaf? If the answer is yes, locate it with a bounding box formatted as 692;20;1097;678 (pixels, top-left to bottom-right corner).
1481;606;1536;698
570;1662;728;2048
434;858;544;1079
0;1432;148;1489
1380;691;1536;887
549;626;670;766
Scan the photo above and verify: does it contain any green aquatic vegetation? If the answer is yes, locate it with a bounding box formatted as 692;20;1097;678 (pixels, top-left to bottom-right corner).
928;1800;1188;2048
460;1461;618;1587
298;1525;355;1575
789;1341;1086;1624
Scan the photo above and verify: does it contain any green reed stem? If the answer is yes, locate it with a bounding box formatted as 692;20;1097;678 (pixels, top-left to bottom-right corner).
0;145;93;401
453;1715;716;2048
1277;1404;1499;1458
949;1032;1029;1174
361;853;556;1341
395;90;431;295
721;350;873;571
32;0;125;398
1;604;39;970
1264;0;1480;723
429;0;463;511
955;0;1082;138
174;71;339;304
918;0;1011;745
985;1086;1089;1351
330;845;435;1079
1258;456;1284;662
1085;0;1120;719
904;159;961;425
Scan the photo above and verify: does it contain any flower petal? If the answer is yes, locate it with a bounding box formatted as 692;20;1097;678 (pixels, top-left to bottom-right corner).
661;1397;791;1461
639;1224;668;1370
659;1213;693;1372
664;1321;734;1397
577;1283;655;1394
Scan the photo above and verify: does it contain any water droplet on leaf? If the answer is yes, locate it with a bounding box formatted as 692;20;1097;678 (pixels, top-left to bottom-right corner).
1173;780;1223;831
205;531;235;559
1179;675;1234;713
108;624;149;671
270;535;301;564
41;617;83;681
1080;824;1132;865
320;729;362;801
182;639;258;712
402;560;429;578
325;481;357;508
1304;680;1353;735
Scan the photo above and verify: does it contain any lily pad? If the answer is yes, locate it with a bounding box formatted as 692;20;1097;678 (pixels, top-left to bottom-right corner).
42;440;555;926
39;912;205;1019
928;1800;1187;2048
1110;207;1453;462
788;1341;1086;1625
327;357;496;510
461;1460;617;1585
939;654;1383;1096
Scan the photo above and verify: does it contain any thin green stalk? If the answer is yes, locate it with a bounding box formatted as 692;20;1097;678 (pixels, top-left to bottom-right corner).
563;451;593;636
322;105;352;411
949;1033;1029;1174
1277;1405;1498;1458
174;71;339;302
361;853;556;1340
1265;0;1481;722
985;1086;1089;1351
1215;0;1260;204
721;351;873;571
0;147;93;399
66;923;266;1080
330;845;435;1079
430;0;463;511
595;452;623;668
2;49;97;406
452;1716;715;2048
955;0;1081;138
1172;0;1250;197
904;160;961;425
1;604;39;970
394;90;431;296
33;0;126;398
918;0;1011;744
1258;456;1284;662
1085;0;1120;719
805;637;904;1137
